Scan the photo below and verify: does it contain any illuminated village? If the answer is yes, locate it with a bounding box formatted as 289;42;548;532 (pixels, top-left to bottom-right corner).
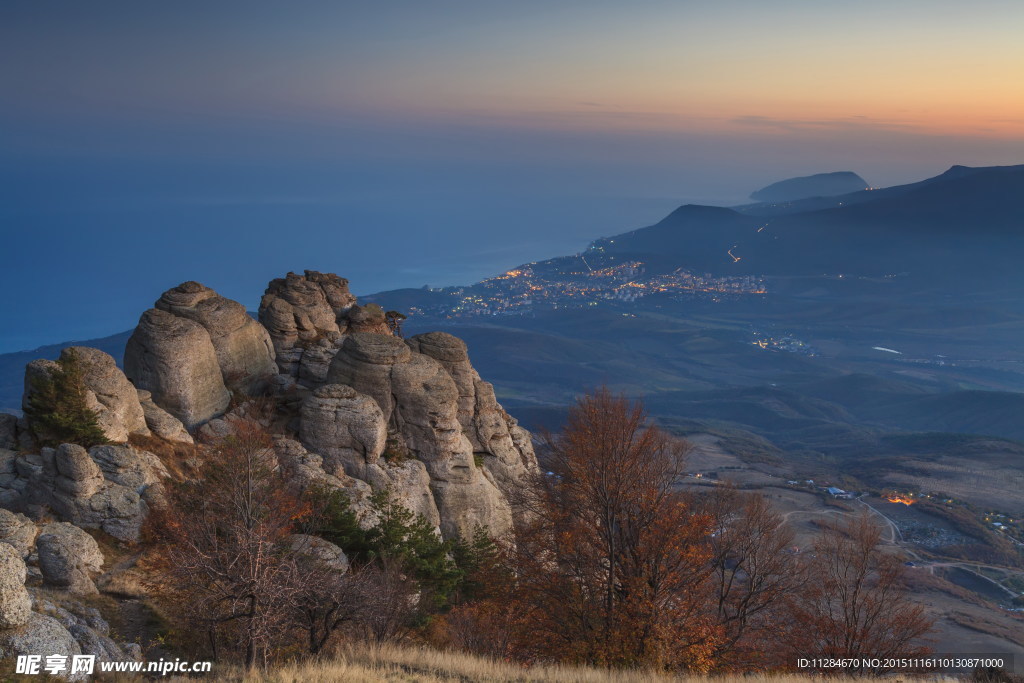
404;254;767;319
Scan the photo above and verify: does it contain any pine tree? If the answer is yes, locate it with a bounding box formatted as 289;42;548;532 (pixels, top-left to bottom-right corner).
24;349;108;448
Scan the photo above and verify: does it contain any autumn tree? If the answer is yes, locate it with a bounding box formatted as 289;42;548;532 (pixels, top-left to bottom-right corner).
786;511;933;672
700;487;806;669
509;388;718;669
154;423;309;668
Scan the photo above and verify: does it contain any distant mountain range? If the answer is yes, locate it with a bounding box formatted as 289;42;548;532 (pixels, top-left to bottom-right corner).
749;170;869;202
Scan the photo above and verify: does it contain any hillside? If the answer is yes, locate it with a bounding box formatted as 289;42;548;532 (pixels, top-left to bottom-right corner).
749;171;869;202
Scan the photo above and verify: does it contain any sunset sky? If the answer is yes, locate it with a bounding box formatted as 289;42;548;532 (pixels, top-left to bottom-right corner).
2;0;1022;351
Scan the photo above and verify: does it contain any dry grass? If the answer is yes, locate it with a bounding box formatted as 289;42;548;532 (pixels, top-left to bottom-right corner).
224;642;958;683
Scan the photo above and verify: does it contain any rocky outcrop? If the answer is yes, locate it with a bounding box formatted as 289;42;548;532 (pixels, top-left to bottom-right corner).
11;444;153;542
0;543;31;629
259;271;355;377
407;332;538;510
313;332;517;540
155;281;276;395
22;348;151;445
300;384;387;476
124;308;231;429
274;438;377;528
257;271;392;383
136;389;193;444
0;510;37;559
0;449;23;509
37;523;104;595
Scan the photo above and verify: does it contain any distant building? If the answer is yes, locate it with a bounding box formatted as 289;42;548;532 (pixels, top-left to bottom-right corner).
826;486;850;498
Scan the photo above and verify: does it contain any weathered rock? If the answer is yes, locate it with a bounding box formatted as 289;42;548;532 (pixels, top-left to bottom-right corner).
319;333;512;540
0;611;81;663
300;384;387;476
124;308;231;429
274;438;376;527
0;544;31;629
289;534;349;574
0;510;36;559
258;270;369;379
88;444;168;494
345;303;391;335
53;444;105;498
36;523;103;595
409;332;539;514
71;347;150;443
137;389;194;444
31;594;140;665
0;413;17;450
361;459;441;529
155;281;276;395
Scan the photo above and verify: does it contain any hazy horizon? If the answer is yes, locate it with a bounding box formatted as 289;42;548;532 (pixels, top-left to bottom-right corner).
2;1;1023;352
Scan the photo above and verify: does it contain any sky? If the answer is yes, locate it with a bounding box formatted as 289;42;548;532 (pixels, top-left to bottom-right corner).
2;0;1023;352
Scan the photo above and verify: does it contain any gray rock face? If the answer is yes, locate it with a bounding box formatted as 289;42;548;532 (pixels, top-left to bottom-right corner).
10;444;152;542
257;270;398;383
408;332;539;512
0;544;31;629
70;347;150;443
136;389;194;444
33;595;141;665
0;510;37;559
124;308;231;429
300;384;387;476
155;281;276;395
311;332;530;540
289;534;349;574
0;449;25;509
259;271;356;377
37;523;104;595
0;611;81;663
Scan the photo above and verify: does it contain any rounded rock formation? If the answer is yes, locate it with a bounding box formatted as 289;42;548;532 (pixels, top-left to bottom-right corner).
124;308;231;429
155;281;276;394
36;523;104;596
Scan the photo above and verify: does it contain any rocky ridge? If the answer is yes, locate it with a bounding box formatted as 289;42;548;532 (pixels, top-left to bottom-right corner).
1;270;536;671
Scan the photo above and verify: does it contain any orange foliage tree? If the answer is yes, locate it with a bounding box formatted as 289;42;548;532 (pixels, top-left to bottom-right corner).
505;388;719;669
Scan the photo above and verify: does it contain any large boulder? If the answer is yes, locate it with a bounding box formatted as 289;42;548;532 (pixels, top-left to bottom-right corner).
36;523;104;595
259;271;355;377
0;510;37;559
0;544;31;629
408;332;539;511
289;534;349;574
155;281;276;395
0;611;81;663
124;308;231;429
258;270;394;383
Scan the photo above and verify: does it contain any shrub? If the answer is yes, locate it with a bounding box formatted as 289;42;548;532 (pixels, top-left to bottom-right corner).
24;349;109;448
